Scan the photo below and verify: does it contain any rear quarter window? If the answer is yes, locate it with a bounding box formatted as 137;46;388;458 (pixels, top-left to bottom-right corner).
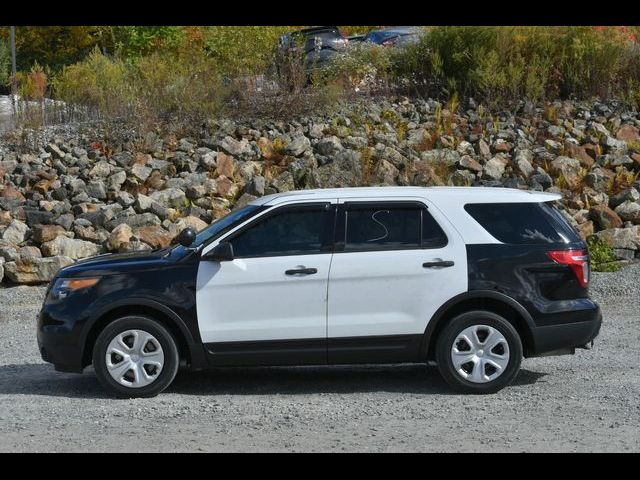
464;202;581;245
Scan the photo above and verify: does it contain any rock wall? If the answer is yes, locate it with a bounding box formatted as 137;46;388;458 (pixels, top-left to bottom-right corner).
1;96;640;284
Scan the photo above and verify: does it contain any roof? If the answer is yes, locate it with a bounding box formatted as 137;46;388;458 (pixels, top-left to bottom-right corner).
249;186;562;207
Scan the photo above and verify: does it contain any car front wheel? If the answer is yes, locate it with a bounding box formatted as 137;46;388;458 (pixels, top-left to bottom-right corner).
92;316;179;398
436;311;523;394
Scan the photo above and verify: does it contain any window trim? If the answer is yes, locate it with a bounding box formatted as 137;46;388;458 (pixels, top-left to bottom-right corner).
223;202;337;259
335;201;448;253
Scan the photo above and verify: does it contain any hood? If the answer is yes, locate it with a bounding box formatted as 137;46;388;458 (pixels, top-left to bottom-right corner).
57;246;191;278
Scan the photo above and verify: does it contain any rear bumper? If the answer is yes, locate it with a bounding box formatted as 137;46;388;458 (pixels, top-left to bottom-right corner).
528;303;602;356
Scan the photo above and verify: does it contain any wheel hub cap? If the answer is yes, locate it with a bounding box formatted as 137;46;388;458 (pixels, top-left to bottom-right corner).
450;324;510;384
105;329;164;388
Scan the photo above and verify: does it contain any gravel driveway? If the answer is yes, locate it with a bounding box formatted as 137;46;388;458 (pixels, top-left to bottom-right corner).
1;266;639;452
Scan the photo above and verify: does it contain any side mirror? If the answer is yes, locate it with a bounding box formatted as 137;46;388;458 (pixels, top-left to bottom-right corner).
203;242;234;262
177;227;197;247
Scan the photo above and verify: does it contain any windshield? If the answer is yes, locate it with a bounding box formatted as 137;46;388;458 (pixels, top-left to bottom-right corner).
194;204;264;246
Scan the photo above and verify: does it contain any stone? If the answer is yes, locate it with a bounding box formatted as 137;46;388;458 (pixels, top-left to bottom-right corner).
451;169;476;186
89;160;112;177
215;176;238;198
116;191;135;207
609;188;640;209
456;140;475;156
478;139;491;157
2;220;28;244
551;156;581;172
131;163;152;182
24;209;54;227
109;171;127;191
577;221;594;240
149;188;187;208
458;155;483;173
603;136;627;154
614;201;640;224
246;176;266;196
284;136;311;157
316;136;344;156
233;193;258;210
482;156;507;180
32;224;67;244
375;159;400;185
420;149;460;166
0;246;19;262
615;124;639;143
4;256;74;284
107;223;133;251
222;136;252;157
86;181;107;200
564;142;595;168
595;226;640;251
271;171;295;192
41;236;103;260
175;215;208;233
0;185;25;202
135;225;174;250
215;152;236;179
19;246;42;259
589;205;623;230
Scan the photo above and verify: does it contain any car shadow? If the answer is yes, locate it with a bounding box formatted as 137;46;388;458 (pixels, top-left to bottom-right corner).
0;362;547;399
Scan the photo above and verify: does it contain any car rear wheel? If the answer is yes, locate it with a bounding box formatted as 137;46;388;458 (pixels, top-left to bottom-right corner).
93;316;179;398
436;311;522;394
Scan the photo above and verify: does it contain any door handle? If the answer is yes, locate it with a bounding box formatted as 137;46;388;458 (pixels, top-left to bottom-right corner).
423;260;455;268
285;267;318;275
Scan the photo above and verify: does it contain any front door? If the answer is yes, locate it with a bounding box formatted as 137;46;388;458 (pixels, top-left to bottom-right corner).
196;202;336;365
327;198;468;363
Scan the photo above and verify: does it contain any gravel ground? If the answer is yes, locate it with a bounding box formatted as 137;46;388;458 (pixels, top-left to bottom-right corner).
0;266;639;452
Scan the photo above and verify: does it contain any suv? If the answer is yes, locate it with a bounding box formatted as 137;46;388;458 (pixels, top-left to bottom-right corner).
37;187;602;398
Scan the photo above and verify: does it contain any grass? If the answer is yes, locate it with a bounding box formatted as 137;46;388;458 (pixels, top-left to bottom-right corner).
587;236;620;272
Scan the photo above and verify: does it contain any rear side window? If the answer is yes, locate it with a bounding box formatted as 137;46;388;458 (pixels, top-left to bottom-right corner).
344;205;447;251
464;202;580;245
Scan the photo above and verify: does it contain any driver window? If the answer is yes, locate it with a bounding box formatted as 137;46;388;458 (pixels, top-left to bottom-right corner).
230;207;327;258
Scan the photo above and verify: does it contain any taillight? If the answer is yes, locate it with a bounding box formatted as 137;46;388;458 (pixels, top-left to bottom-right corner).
546;249;590;288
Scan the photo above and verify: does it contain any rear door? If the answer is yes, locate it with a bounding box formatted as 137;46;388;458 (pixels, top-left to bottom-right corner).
327;197;468;363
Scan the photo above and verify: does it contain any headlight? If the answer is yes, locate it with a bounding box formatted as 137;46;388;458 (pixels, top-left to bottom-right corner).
50;277;100;300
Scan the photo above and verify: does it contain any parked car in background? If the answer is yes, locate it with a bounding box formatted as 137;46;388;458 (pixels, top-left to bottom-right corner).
277;26;349;72
365;26;423;47
347;34;366;43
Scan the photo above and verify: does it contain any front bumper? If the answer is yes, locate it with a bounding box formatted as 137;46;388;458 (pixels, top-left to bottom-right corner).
37;305;88;374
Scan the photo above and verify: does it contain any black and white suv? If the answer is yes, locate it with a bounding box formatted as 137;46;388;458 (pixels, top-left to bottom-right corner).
37;187;602;397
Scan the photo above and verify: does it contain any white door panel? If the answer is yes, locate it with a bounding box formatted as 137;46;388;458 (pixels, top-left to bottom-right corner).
328;197;467;339
196;254;332;343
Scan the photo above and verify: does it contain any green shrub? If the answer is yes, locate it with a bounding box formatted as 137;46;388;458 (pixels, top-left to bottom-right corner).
391;26;640;106
587;236;620;272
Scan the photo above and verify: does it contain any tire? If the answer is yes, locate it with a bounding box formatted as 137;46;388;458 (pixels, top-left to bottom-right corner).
436;310;522;394
92;316;180;398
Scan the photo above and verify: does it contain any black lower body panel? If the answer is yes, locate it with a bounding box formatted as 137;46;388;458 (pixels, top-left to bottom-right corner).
204;334;424;367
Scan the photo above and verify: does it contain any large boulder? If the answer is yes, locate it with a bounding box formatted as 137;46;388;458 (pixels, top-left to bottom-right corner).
589;205;623;230
4;256;74;284
149;188;187;208
614;201;640;224
135;225;174;249
1;220;28;245
595;226;640;260
41;236;103;260
106;224;133;252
